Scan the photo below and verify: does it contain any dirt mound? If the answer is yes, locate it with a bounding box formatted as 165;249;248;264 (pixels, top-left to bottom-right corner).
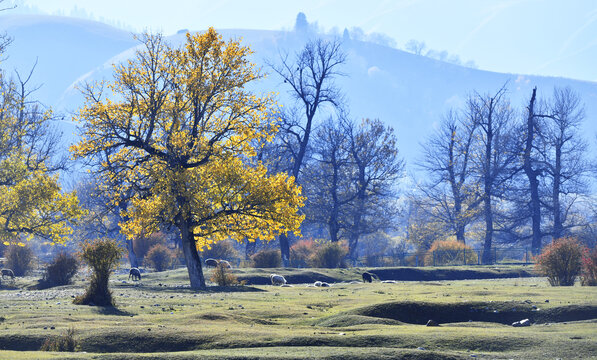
333;301;597;325
239;267;534;285
367;268;534;281
314;314;404;327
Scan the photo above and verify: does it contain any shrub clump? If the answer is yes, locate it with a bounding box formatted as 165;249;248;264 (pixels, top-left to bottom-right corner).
581;247;597;286
290;239;317;268
40;252;79;288
309;242;348;268
145;244;174;271
74;238;124;306
210;262;239;286
251;249;281;268
200;240;239;260
536;237;583;286
5;244;35;276
133;232;166;265
40;327;77;352
424;240;478;266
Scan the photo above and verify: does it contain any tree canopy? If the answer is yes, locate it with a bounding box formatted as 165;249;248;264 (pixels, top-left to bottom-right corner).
71;28;304;288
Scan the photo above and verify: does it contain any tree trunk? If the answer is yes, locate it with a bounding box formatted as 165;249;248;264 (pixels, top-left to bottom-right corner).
126;239;139;268
245;240;257;260
482;194;494;264
523;88;543;255
553;145;563;240
279;233;290;267
179;218;206;289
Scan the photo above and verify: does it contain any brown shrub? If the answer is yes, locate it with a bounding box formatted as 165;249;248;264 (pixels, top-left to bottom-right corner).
424;240;478;266
251;249;281;268
290;239;317;268
5;244;35;276
133;232;166;264
40;252;79;288
210;262;239;286
581;247;597;286
309;242;348;268
200;240;239;260
40;327;77;352
145;244;174;271
536;237;583;286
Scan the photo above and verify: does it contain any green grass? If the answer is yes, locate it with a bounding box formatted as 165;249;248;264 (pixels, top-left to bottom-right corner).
0;266;595;359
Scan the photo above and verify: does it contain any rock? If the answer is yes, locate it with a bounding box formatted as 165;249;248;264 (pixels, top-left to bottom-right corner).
426;319;439;326
320;282;331;287
417;347;426;350
545;299;549;303
381;280;397;284
314;281;323;287
50;326;55;330
512;319;531;327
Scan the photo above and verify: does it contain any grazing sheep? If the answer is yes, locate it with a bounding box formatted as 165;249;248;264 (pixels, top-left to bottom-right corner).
362;272;373;283
205;258;219;268
1;269;14;279
218;260;232;269
128;267;141;281
270;274;287;286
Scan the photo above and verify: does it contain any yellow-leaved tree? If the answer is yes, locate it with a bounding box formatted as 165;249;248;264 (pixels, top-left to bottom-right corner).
71;29;304;289
0;41;83;246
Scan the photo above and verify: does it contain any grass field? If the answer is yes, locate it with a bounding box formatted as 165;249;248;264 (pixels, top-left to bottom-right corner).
0;266;596;359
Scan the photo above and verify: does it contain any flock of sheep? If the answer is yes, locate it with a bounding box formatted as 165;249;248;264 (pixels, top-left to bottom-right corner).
125;258;380;288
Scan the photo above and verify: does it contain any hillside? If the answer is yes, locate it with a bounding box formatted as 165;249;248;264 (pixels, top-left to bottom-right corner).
2;14;596;165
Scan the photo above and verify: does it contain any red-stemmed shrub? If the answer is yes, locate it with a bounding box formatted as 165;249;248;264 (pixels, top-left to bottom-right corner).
581;247;597;286
535;237;583;286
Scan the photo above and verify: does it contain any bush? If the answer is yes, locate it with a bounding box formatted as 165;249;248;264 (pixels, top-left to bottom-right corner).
536;237;583;286
210;262;239;286
145;244;174;271
5;244;35;276
74;238;124;306
290;239;317;267
200;240;239;261
133;232;166;265
40;252;79;288
581;247;597;286
251;249;281;268
309;242;348;268
40;327;77;352
424;240;478;266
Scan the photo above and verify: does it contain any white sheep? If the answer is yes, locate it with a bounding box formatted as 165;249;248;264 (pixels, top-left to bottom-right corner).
270;273;287;286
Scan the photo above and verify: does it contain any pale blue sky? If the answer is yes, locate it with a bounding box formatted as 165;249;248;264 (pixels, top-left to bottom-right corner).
14;0;597;81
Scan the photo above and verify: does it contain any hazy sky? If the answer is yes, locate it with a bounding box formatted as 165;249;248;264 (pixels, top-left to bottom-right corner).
15;0;597;82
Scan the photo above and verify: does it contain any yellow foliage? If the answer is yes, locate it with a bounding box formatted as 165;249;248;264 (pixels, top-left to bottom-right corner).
0;61;83;244
71;28;304;253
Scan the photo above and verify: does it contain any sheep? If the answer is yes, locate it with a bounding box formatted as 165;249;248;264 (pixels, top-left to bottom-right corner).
1;269;14;279
205;258;219;268
270;274;287;286
128;267;141;281
218;260;232;269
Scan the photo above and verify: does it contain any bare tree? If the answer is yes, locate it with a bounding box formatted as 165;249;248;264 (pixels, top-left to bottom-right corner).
540;87;589;240
269;38;346;266
469;87;519;264
303;117;353;243
520;87;544;254
345;118;404;260
417;110;481;243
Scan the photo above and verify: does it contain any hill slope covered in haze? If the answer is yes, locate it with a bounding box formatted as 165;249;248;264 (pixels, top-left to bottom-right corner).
1;14;596;166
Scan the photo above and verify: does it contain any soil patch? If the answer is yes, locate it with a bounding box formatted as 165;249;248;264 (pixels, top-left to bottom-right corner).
325;301;597;326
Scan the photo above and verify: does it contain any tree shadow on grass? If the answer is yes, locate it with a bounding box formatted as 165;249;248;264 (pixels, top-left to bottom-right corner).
91;306;133;316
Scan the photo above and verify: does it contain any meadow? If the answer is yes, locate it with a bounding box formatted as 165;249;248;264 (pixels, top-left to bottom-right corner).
0;266;596;359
